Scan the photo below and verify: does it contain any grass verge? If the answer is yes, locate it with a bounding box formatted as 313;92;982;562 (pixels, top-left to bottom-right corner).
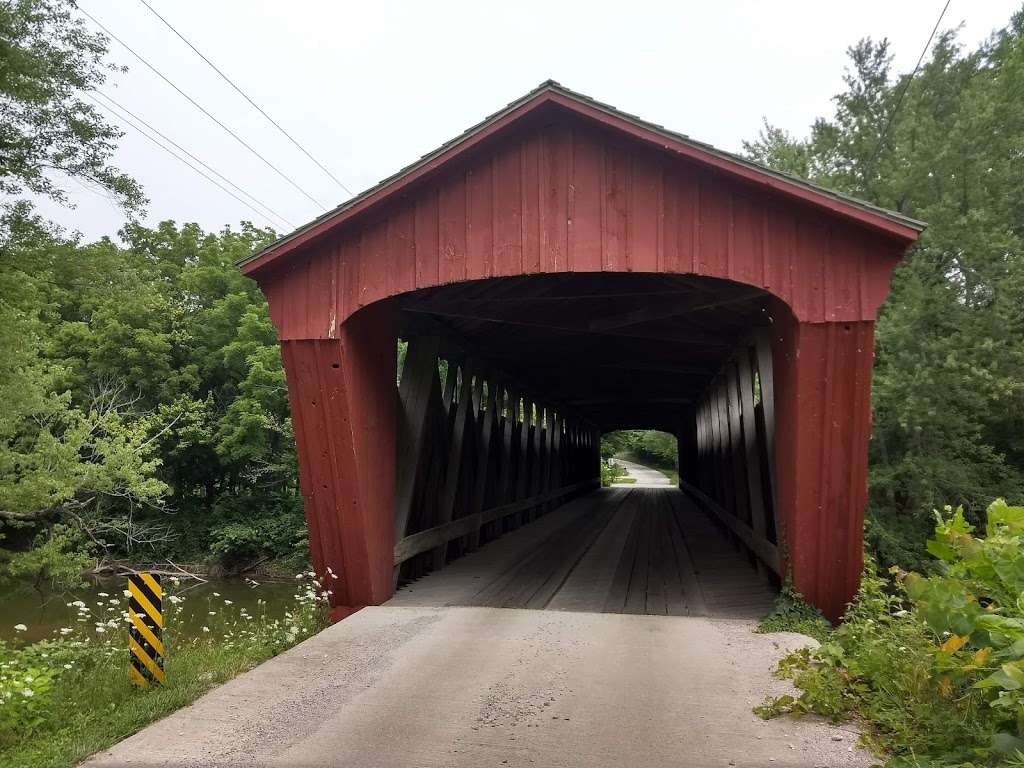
0;574;329;768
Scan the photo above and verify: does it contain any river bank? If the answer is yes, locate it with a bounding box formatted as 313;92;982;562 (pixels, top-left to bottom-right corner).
0;572;330;768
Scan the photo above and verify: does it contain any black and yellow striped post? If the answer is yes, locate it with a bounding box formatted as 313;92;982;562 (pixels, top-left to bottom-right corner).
128;572;165;687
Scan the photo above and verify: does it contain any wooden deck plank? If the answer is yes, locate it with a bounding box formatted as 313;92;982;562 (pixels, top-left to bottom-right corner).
391;487;776;620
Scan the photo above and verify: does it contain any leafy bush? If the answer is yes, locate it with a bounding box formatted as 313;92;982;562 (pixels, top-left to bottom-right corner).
759;500;1024;766
756;586;832;643
600;459;628;487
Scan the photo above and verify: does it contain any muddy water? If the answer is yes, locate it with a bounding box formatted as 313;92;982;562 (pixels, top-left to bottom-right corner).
0;575;304;644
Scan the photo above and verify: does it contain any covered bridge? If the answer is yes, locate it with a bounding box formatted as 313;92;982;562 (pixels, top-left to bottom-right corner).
239;82;922;622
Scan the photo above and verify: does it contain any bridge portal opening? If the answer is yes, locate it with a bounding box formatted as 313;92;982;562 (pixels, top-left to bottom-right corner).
389;272;782;618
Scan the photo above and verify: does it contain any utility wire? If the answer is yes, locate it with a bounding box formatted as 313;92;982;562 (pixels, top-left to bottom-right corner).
84;92;283;230
74;3;328;210
868;0;952;167
135;0;353;198
91;89;294;229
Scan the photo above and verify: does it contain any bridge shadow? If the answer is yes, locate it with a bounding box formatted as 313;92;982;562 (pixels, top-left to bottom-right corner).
388;486;775;620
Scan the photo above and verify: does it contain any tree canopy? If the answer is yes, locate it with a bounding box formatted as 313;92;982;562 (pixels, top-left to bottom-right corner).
746;13;1024;567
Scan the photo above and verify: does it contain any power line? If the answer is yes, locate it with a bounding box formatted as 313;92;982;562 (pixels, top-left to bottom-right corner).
74;2;328;211
84;92;284;230
868;0;953;167
91;89;294;229
135;0;353;198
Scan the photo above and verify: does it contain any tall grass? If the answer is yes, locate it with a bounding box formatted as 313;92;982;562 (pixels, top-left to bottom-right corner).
0;573;330;768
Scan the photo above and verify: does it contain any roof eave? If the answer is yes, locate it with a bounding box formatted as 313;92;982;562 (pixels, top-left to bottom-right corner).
239;82;924;277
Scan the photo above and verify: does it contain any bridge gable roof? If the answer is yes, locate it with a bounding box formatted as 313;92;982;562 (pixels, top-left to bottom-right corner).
239;81;923;277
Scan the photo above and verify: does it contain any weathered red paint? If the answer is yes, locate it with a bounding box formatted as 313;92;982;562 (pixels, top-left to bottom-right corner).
246;84;920;621
281;301;397;619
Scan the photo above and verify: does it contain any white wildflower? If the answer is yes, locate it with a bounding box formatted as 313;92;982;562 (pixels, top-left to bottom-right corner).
212;592;221;597
122;590;132;598
95;626;106;634
167;595;183;604
223;599;232;605
21;688;34;698
59;628;73;636
202;626;210;633
64;663;73;669
13;624;26;632
98;592;110;597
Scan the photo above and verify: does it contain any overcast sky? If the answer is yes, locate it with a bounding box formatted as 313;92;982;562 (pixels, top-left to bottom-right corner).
36;0;1022;242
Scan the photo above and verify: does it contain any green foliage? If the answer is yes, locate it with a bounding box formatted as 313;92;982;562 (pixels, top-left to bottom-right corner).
759;501;1024;766
0;206;302;581
0;576;329;765
0;640;59;735
0;0;143;212
756;586;832;643
601;430;678;470
746;14;1024;570
600;459;628;487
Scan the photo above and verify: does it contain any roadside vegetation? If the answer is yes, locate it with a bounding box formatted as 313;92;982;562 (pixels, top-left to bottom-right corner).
0;574;329;768
758;501;1024;767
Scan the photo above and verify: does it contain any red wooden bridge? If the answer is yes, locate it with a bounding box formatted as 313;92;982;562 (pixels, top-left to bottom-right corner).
239;82;923;623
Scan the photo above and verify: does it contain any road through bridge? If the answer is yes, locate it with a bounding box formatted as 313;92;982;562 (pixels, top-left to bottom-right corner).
86;488;873;768
86;83;921;765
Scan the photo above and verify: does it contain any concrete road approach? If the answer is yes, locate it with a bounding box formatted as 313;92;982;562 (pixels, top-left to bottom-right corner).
611;456;673;487
82;606;872;768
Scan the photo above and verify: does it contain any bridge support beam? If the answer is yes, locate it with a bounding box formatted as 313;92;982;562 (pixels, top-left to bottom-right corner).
773;314;875;623
280;301;398;621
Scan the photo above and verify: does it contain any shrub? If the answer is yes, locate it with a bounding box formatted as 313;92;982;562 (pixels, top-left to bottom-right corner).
756;586;832;643
758;500;1024;766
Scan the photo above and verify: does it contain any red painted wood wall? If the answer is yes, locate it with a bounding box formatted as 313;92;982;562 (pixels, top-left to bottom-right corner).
245;103;918;622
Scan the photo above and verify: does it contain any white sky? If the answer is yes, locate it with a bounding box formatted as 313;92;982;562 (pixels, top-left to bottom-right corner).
35;0;1021;242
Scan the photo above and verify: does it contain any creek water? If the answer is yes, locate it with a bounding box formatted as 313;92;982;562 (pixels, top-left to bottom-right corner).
0;575;304;645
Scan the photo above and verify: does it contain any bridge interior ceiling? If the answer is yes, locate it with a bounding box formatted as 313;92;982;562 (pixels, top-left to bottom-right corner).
398;272;772;433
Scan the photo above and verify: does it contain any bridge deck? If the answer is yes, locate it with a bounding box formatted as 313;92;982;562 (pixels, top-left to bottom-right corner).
389;487;776;620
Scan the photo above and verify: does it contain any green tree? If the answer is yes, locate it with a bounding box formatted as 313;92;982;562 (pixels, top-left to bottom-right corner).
0;0;143;212
746;14;1024;568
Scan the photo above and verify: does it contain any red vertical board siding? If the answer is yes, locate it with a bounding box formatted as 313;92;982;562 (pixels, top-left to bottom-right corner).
492;143;523;277
698;173;730;278
793;220;828;321
772;309;876;622
413;191;440;288
539;126;569;272
629;150;660;273
438;172;467;285
520;135;542;274
337;239;360;329
278;301;397;617
662;170;698;274
305;252;332;339
387;205;416;298
339;301;398;607
569;128;603;272
358;222;388;310
762;203;796;312
603;143;629;271
266;118;906;335
731;193;763;290
466;159;494;280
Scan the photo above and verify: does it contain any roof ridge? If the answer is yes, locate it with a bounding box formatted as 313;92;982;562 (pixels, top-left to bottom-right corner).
239;82;924;271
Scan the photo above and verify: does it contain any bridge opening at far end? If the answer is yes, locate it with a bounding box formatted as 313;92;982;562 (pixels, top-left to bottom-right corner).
388;273;781;620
